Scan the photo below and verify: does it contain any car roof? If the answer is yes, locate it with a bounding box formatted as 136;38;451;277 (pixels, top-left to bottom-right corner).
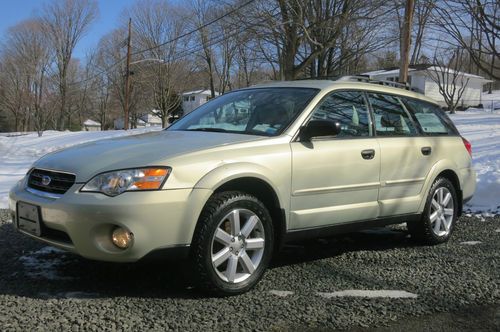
248;79;440;106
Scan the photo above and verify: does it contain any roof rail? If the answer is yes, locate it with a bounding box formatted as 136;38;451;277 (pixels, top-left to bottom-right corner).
292;75;416;91
337;75;414;91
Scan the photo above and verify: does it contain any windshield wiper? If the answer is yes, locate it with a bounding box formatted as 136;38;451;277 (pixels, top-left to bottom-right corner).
185;128;229;133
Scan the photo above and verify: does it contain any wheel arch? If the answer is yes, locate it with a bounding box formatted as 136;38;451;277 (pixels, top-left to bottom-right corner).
436;169;463;216
419;162;463;216
215;177;286;251
195;174;287;251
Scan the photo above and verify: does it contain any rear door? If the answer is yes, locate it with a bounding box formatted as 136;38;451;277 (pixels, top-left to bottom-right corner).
368;92;433;216
290;90;380;230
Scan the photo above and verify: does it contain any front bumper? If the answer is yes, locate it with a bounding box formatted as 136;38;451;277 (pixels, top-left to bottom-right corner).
9;182;212;262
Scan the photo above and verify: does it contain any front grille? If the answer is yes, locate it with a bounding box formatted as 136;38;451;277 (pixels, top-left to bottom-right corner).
27;169;76;194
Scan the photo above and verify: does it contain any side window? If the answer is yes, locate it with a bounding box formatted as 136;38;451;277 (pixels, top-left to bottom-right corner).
368;93;418;136
310;91;371;137
403;98;457;135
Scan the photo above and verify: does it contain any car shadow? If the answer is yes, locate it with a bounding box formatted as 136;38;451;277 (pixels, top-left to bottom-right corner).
271;226;417;268
0;222;417;300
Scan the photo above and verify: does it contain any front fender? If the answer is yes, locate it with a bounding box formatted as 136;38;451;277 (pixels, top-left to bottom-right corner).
194;162;288;211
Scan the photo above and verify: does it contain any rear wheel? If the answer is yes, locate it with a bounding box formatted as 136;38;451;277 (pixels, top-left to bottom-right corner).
408;177;458;244
190;191;274;296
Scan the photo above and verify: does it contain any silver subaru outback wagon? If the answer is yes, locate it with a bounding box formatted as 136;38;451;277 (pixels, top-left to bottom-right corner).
9;77;476;295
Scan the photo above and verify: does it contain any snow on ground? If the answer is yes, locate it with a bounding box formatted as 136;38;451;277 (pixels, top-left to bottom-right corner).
317;290;418;299
450;110;500;214
477;90;500;111
0;128;160;208
0;107;499;215
18;246;73;280
269;290;295;297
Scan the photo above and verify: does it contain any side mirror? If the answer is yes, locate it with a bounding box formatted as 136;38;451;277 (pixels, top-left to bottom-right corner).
300;119;341;141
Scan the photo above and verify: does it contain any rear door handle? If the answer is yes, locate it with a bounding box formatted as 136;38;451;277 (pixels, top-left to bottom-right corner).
421;146;432;156
361;149;375;160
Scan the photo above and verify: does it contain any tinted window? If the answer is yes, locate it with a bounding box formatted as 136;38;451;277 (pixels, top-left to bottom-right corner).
169;88;318;136
403;98;458;135
310;91;371;137
368;93;418;136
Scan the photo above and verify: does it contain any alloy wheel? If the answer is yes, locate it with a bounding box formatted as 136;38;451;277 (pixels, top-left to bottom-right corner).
210;208;265;283
429;187;454;237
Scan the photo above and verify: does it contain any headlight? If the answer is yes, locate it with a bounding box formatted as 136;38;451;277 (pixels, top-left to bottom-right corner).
81;167;171;196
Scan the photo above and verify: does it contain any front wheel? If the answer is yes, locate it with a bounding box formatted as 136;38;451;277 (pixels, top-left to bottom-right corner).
190;191;274;296
408;177;458;245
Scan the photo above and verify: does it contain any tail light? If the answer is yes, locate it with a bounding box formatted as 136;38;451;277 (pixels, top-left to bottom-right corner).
462;137;472;157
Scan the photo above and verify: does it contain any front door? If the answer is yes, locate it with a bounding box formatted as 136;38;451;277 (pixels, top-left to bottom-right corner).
290;90;381;230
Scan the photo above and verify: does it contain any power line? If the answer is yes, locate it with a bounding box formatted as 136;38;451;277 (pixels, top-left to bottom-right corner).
82;10;280;93
70;0;259;87
169;10;280;63
129;0;258;57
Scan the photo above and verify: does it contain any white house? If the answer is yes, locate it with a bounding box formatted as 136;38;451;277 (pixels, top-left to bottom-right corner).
182;90;220;115
363;65;491;107
82;119;101;131
140;112;162;126
114;112;162;129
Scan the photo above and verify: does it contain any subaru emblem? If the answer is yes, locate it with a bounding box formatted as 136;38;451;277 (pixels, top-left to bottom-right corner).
41;175;52;186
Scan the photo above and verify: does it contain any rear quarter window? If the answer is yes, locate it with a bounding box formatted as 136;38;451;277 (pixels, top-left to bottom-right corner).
402;98;458;135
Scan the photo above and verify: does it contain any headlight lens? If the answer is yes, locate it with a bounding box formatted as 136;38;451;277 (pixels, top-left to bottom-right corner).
81;167;170;196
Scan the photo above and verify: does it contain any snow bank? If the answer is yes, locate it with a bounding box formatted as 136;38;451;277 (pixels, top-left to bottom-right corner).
450;111;500;214
0;128;160;208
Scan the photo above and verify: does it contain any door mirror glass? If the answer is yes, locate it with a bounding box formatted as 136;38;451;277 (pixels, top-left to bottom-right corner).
301;119;341;140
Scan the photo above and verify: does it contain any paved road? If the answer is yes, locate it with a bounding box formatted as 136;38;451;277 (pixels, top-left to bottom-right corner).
0;209;498;331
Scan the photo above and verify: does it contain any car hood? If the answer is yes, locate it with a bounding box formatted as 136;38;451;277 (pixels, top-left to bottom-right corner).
34;130;265;182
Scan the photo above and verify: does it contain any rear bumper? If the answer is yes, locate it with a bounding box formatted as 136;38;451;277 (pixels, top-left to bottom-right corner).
463;195;473;205
9;180;212;262
459;167;476;203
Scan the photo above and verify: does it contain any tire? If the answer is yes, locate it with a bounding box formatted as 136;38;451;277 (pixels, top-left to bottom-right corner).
190;191;274;296
408;177;458;245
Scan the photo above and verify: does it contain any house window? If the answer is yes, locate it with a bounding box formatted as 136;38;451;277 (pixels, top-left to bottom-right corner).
183;96;189;102
190;96;195;101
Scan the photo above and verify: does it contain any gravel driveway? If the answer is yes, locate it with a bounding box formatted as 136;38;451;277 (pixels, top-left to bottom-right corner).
0;209;498;331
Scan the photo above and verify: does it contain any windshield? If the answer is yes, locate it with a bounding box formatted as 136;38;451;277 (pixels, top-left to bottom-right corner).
168;88;319;136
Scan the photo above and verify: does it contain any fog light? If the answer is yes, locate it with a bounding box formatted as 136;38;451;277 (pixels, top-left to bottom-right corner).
111;227;134;249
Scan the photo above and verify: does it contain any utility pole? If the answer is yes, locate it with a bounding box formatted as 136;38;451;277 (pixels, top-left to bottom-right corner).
399;0;414;85
124;18;132;130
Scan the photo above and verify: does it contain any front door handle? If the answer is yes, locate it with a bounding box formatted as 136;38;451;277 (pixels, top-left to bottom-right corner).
361;149;375;160
421;146;432;156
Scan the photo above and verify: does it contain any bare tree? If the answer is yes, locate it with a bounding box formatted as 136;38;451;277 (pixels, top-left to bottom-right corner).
426;48;471;114
42;0;98;130
96;27;151;129
188;0;219;97
433;0;499;82
0;56;26;131
128;0;189;127
1;19;54;136
410;0;435;64
249;0;389;79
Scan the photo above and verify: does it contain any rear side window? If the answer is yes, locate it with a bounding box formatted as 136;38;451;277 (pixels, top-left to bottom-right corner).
368;93;418;136
310;91;371;137
403;98;458;135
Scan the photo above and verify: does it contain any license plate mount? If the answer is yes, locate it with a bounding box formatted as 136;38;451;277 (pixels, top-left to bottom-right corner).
17;201;42;236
